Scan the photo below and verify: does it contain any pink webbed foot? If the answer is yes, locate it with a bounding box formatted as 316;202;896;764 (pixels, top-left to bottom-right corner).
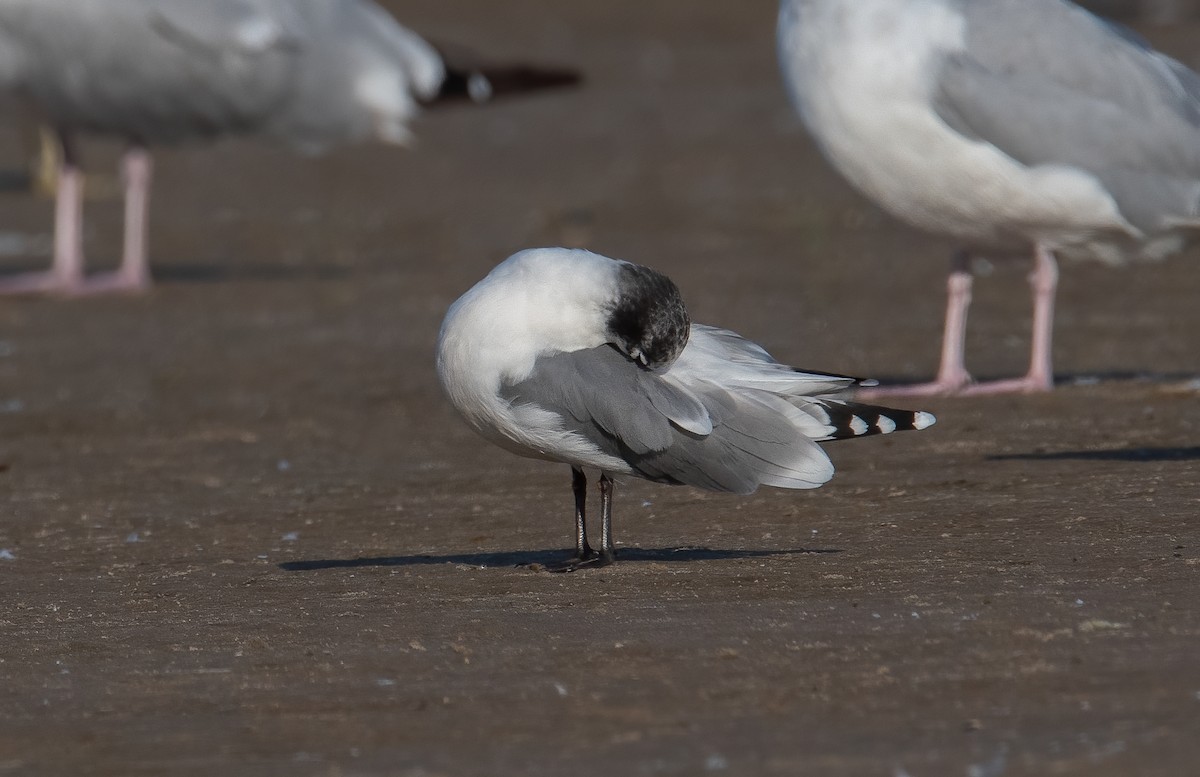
0;270;69;296
65;269;152;296
955;373;1053;396
856;371;972;399
0;268;151;297
857;370;1053;398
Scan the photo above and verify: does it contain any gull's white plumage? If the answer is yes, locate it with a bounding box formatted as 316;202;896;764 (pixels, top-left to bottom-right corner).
437;247;935;568
438;249;630;471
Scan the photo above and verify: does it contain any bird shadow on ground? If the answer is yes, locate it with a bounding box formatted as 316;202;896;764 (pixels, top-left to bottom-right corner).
279;546;840;571
153;262;351;284
989;446;1200;463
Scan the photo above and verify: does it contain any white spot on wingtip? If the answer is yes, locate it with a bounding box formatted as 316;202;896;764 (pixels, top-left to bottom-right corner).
849;416;868;435
467;73;494;102
876;416;897;434
914;411;936;430
235;17;281;50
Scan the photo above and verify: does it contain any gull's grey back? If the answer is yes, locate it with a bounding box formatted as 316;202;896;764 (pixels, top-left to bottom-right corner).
0;0;441;149
935;0;1200;232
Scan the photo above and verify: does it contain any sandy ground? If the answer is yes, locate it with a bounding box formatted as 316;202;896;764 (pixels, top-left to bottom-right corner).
2;1;1199;775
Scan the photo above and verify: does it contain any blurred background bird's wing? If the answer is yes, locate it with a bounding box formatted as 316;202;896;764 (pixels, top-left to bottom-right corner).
934;0;1200;232
0;0;302;143
147;0;306;56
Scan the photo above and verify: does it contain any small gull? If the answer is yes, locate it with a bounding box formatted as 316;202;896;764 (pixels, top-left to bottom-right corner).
437;248;935;571
778;0;1200;395
0;0;578;296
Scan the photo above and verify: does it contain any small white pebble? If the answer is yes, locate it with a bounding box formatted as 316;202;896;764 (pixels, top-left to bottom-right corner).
277;459;291;472
256;554;268;560
281;532;299;542
1075;599;1085;606
125;532;141;544
641;500;652;507
375;678;396;688
0;549;15;560
554;682;568;697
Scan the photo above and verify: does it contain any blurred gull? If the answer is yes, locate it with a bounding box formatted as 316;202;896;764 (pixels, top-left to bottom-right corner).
778;0;1200;395
437;248;935;570
0;0;578;295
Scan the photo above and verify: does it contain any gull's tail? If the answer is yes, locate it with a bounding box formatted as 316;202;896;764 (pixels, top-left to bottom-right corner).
796;398;936;441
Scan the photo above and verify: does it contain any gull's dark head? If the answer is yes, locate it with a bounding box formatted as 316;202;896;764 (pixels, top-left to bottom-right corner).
604;262;691;370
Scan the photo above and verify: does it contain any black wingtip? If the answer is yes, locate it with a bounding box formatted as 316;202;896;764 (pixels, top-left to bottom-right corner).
433;63;582;104
817;400;937;441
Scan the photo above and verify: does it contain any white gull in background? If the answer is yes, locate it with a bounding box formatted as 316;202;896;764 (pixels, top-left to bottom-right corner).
437;247;935;570
778;0;1200;395
0;0;578;296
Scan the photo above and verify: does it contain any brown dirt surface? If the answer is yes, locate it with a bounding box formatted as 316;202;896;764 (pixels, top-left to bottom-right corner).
2;1;1199;775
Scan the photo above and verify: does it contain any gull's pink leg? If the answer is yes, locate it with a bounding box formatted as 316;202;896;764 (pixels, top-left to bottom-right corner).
958;243;1057;395
76;146;153;294
0;133;86;295
857;252;974;399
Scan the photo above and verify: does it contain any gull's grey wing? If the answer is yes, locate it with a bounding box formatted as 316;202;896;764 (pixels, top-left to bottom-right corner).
0;0;444;149
933;0;1200;230
146;0;305;53
501;345;834;493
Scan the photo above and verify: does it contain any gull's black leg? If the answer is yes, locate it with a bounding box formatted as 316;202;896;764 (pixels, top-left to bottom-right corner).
597;473;617;565
545;467;615;573
571;465;595;560
545;466;602;572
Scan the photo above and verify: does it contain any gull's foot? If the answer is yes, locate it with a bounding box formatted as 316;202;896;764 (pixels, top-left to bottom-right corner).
0;269;150;297
60;270;151;297
957;375;1053;396
856;375;971;399
858;372;1052;398
0;270;68;296
544;548;616;573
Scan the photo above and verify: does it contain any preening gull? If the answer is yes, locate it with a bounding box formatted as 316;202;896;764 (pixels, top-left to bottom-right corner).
778;0;1200;395
0;0;579;296
436;247;935;570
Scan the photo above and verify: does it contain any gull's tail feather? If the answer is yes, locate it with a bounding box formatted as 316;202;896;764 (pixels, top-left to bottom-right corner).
796;399;936;441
